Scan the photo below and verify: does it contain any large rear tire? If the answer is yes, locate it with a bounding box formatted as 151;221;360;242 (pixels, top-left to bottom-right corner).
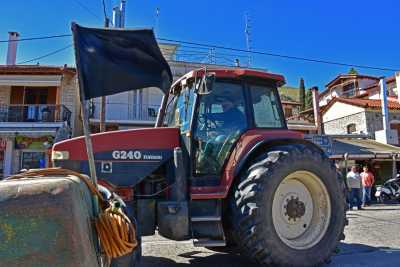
230;145;346;267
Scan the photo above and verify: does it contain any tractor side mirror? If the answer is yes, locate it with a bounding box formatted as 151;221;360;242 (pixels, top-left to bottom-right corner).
197;73;215;95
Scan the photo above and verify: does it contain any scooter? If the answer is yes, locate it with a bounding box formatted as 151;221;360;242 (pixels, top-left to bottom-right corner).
375;175;400;203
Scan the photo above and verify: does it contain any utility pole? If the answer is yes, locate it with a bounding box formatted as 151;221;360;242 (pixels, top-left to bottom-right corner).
244;12;252;68
99;18;109;133
155;7;160;35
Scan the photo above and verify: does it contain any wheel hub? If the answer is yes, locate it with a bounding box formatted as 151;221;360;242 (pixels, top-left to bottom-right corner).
285;196;306;221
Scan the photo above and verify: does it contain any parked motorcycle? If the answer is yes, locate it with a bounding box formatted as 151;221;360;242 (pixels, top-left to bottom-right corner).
375;175;400;203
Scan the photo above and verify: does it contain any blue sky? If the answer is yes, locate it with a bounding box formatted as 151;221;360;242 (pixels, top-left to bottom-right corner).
0;0;399;89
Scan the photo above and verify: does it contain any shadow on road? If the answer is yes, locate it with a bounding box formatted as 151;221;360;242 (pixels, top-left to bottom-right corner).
142;244;400;267
337;242;379;255
141;251;258;267
329;243;400;266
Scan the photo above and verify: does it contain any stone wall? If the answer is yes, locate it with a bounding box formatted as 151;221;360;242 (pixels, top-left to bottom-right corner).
60;73;81;136
0;85;11;104
365;110;400;137
323;110;400;137
323;111;367;135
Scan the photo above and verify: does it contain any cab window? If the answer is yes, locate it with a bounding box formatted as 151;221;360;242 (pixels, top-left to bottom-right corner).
166;85;195;133
250;85;284;128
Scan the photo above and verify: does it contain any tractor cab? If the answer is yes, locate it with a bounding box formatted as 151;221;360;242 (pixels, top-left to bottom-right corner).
162;68;286;177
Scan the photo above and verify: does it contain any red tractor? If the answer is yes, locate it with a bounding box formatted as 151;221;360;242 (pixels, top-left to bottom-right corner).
52;67;345;266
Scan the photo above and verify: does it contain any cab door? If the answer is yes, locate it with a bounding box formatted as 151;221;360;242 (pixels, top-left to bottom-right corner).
191;80;248;185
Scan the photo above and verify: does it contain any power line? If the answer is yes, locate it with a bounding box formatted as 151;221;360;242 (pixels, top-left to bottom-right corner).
0;34;71;43
17;44;73;64
1;32;398;72
72;0;103;21
157;37;399;72
158;38;399;72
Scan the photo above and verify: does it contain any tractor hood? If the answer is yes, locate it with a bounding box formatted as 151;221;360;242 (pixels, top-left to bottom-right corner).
52;127;180;187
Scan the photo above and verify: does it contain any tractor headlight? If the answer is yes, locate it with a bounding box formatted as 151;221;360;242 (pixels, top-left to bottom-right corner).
52;150;70;160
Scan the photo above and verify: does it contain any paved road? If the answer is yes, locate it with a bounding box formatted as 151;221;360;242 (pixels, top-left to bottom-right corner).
140;204;400;267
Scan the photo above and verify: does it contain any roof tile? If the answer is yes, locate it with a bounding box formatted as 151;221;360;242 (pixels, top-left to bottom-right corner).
332;97;400;110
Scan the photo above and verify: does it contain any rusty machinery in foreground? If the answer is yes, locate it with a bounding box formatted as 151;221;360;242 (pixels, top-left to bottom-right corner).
51;24;346;267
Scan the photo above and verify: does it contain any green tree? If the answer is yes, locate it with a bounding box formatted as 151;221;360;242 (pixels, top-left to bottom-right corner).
305;88;313;109
299;78;305;111
348;67;358;75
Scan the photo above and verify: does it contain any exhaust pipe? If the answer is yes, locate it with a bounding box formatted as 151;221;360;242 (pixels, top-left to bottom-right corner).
172;147;187;202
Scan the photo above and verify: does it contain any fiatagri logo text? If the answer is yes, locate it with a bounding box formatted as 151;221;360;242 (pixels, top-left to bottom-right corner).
112;150;163;160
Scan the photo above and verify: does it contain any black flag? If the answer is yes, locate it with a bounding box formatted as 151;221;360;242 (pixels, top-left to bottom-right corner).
71;23;172;100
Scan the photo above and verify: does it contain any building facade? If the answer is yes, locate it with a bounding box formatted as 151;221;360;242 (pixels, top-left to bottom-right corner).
322;98;400;143
0;65;79;177
319;74;380;106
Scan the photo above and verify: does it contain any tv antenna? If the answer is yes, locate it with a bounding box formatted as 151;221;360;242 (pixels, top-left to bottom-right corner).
244;12;252;67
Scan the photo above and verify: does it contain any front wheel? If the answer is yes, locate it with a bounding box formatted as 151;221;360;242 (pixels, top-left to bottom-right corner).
230;145;346;267
378;193;390;204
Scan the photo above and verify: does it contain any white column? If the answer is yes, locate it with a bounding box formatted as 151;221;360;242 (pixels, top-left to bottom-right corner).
395;72;400;104
380;78;389;131
4;139;13;176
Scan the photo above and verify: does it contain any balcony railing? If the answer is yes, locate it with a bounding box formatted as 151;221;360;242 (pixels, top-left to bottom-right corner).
0;104;71;124
91;103;160;122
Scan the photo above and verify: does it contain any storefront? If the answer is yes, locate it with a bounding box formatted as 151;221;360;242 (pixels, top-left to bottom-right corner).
14;135;53;171
324;136;400;185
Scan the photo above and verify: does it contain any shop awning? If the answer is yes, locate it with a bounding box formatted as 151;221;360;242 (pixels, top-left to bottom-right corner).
0;127;58;137
329;138;400;160
0;75;62;86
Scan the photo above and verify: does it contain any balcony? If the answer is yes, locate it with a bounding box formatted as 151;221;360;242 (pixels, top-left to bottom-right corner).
91;103;160;122
0;104;71;124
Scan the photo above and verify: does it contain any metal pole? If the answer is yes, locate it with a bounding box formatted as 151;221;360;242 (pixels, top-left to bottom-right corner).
380;78;389;132
392;154;397;179
343;153;349;192
155;94;168;127
99;18;110;133
119;0;126;28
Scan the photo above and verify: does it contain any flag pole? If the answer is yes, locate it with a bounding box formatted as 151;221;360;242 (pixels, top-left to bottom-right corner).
71;22;99;214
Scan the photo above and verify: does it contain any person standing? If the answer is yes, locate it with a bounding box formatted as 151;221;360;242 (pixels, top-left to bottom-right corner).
346;166;362;210
361;166;375;207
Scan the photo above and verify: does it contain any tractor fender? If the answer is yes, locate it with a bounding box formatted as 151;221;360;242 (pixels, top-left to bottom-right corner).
232;137;325;179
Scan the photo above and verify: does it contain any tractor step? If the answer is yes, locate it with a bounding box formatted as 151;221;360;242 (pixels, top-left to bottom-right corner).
190;199;226;244
193;239;226;247
191;216;221;222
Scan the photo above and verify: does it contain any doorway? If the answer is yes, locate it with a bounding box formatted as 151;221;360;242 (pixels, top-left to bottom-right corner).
390;122;400;145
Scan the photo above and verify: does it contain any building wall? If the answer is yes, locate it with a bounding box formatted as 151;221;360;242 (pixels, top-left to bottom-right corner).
320;89;340;106
0;85;11;104
323;111;367;135
365;110;400;136
60;73;80;136
323;102;365;122
323;109;400;137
